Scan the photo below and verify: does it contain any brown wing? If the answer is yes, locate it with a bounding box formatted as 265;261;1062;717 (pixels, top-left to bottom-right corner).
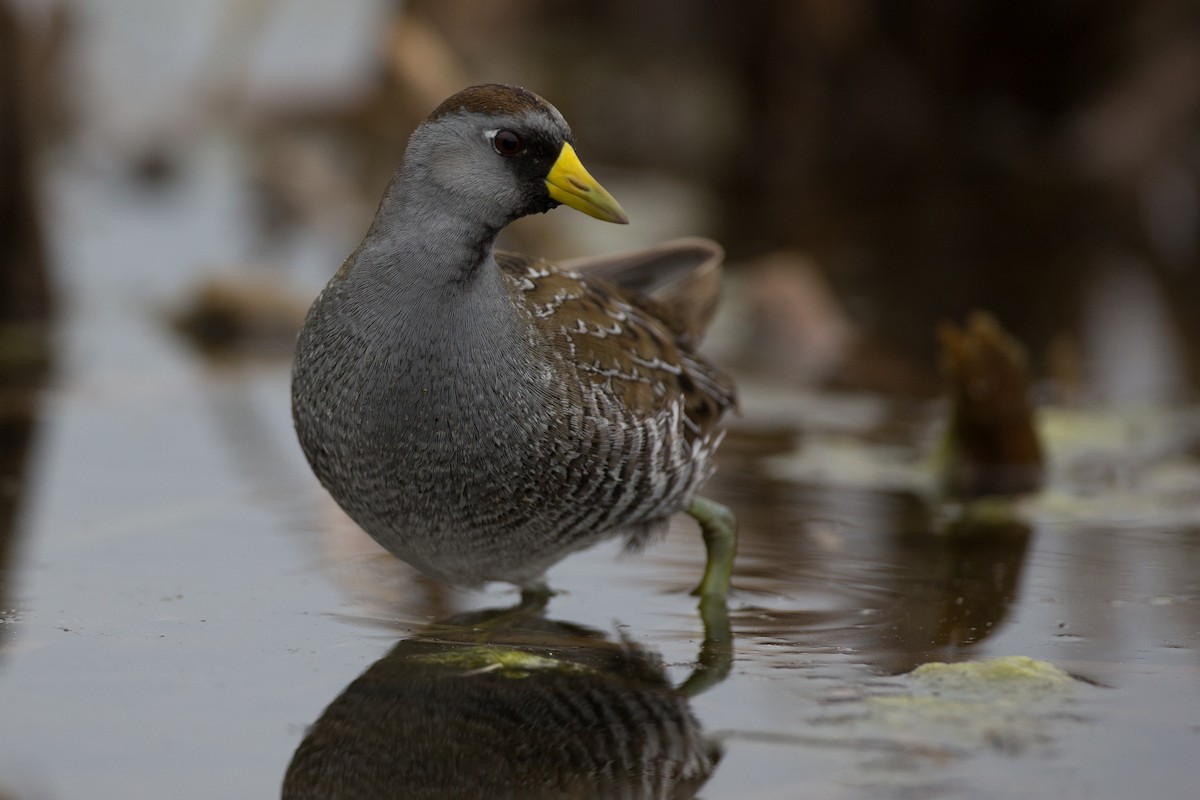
496;250;736;442
558;237;724;346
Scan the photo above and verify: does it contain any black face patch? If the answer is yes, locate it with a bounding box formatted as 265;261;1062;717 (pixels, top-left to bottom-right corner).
506;130;562;216
505;129;560;180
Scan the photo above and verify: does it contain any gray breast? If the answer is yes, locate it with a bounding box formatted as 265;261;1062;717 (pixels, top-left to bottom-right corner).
292;275;712;587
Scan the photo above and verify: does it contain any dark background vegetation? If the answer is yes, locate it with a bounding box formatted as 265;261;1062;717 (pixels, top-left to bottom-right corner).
3;0;1199;392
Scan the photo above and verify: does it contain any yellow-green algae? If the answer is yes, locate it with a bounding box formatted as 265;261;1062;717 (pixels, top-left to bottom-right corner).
402;645;596;679
873;655;1075;712
909;655;1073;690
864;657;1080;757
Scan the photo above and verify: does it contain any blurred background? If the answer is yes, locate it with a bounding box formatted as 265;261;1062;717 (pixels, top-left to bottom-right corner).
3;2;1200;798
5;0;1200;399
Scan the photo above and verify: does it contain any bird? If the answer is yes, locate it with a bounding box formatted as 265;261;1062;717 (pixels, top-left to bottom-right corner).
291;84;737;608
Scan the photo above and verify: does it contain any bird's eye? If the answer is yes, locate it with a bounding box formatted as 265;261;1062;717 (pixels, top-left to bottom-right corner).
492;129;524;157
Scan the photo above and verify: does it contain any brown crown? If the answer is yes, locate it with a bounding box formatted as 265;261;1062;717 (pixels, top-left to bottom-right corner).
428;84;555;122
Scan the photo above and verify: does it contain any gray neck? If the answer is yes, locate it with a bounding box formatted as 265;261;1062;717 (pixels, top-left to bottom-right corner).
356;168;505;292
323;168;533;421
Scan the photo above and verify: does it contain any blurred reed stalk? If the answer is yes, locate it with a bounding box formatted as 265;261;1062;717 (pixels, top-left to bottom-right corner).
0;0;53;340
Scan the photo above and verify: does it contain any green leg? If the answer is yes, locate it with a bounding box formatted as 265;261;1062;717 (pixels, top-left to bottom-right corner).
687;496;738;603
680;495;738;697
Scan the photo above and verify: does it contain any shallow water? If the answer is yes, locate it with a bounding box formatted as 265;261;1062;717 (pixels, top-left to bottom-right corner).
1;150;1198;797
3;3;1200;798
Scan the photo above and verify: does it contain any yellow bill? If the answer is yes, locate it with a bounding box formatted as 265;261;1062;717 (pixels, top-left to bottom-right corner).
545;142;629;224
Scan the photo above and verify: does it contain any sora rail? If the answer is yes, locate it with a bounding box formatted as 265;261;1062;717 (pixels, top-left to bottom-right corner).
291;84;737;604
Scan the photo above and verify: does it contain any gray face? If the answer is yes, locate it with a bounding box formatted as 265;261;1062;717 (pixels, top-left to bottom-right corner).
401;105;576;228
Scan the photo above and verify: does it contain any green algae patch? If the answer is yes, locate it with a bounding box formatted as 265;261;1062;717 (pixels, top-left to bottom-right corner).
909;655;1073;692
863;656;1081;758
403;645;595;679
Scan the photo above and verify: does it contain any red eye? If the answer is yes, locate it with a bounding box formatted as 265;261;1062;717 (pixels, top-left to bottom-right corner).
493;129;524;156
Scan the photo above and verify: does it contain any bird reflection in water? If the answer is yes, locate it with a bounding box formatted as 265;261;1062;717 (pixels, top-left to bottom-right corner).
282;596;725;799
